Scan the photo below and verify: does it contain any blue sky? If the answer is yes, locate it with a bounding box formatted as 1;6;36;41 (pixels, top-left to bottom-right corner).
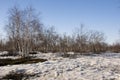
0;0;120;44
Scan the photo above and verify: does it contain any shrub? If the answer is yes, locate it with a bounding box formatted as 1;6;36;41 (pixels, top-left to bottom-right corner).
29;51;38;54
0;57;47;66
0;51;19;57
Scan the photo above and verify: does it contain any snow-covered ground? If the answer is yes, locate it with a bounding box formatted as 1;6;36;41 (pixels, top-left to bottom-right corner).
1;52;120;80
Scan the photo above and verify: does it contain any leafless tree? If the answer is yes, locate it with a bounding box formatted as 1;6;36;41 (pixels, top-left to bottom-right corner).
88;30;105;53
42;26;59;52
3;6;110;55
6;6;43;57
73;24;89;53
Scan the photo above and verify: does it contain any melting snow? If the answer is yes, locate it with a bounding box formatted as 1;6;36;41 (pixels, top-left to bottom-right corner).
0;52;120;80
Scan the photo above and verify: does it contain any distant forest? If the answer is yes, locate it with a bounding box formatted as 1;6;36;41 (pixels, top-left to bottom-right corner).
0;6;120;57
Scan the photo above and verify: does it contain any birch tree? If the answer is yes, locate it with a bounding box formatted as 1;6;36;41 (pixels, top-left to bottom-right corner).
6;6;42;57
88;30;105;53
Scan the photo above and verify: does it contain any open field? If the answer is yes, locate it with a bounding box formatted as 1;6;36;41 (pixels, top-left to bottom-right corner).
0;52;120;80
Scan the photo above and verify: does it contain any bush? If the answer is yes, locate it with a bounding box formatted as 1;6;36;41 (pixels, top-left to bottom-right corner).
61;53;78;59
29;51;38;54
0;57;47;66
0;51;19;57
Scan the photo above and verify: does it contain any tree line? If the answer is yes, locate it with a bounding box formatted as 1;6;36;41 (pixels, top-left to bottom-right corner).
0;6;119;57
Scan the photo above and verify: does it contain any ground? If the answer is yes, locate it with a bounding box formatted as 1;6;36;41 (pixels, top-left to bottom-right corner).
0;52;120;80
